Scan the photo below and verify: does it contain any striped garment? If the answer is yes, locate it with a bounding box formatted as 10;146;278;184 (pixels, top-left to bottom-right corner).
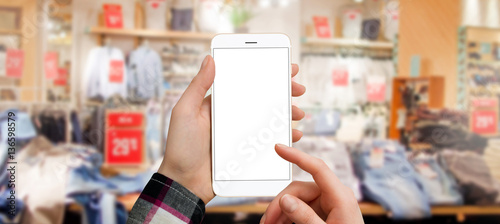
127;173;205;224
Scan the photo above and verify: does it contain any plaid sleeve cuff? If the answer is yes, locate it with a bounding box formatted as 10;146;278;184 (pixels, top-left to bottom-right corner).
127;173;206;224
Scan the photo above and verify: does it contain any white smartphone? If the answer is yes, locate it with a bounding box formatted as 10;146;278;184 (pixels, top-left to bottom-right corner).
211;34;292;197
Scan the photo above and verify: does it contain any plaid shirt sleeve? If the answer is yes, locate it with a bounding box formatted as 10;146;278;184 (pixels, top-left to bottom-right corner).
127;173;206;224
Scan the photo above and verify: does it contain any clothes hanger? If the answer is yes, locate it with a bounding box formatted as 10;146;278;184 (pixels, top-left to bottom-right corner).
104;37;112;49
141;38;150;49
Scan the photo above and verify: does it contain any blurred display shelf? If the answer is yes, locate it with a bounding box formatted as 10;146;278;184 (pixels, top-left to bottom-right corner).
68;194;500;222
301;37;394;49
164;71;197;78
88;27;215;41
0;29;22;35
49;39;72;46
161;53;202;59
165;89;185;94
467;60;500;67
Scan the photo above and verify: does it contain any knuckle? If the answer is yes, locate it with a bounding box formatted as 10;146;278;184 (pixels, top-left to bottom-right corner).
290;181;300;188
171;104;186;117
302;213;315;224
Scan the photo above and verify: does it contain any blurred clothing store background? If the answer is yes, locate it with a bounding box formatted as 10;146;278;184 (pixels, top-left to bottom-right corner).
1;0;500;223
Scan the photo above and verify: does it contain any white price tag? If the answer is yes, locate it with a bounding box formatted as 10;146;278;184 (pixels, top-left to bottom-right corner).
369;147;384;168
416;163;437;179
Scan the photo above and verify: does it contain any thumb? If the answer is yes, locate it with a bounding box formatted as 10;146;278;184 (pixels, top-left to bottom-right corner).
280;194;325;224
178;55;215;110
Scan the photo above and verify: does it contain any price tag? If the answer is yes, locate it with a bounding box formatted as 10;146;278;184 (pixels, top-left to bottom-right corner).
366;75;386;102
109;60;124;83
0;50;6;77
416;163;437;179
313;16;332;38
343;9;361;20
106;129;143;164
6;49;24;78
385;144;397;153
369;147;384;168
44;52;59;79
146;0;165;9
54;68;67;86
332;69;349;86
472;111;497;134
103;4;123;29
108;112;143;127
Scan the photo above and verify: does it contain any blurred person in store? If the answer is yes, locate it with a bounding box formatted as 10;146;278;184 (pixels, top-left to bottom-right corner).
126;55;364;224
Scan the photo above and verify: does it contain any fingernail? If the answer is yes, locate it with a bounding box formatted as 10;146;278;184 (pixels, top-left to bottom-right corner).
276;143;288;149
201;55;209;69
259;214;266;224
281;194;297;213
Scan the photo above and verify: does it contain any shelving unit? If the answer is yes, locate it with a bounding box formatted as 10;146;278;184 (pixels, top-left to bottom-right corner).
301;37;394;49
389;76;445;139
0;28;22;35
163;71;197;78
87;27;214;42
68;193;500;222
162;53;201;60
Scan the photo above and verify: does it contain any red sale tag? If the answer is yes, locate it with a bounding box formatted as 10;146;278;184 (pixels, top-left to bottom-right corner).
343;9;361;20
472;111;497;134
6;49;24;78
103;4;123;28
44;52;59;79
108;112;144;127
106;129;143;164
332;69;349;86
109;60;124;83
54;68;67;86
367;76;386;102
313;16;332;38
146;0;164;9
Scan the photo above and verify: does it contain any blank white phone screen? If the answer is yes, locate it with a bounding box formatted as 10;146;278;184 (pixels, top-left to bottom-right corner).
213;48;290;181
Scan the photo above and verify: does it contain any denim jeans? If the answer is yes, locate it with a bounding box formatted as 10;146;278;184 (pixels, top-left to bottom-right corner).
294;137;362;200
411;157;463;205
108;171;154;194
0;110;37;173
352;140;431;220
0;189;24;223
72;193;127;224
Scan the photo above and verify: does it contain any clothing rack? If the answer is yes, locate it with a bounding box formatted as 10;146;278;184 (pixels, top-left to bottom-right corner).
0;102;73;144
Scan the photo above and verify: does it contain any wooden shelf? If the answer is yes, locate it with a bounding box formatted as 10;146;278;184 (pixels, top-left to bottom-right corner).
162;53;202;60
205;202;387;215
0;29;22;35
164;72;196;78
302;37;394;49
88;27;215;41
68;194;500;221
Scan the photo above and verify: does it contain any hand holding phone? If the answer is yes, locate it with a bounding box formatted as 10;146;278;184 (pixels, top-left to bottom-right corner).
157;54;305;203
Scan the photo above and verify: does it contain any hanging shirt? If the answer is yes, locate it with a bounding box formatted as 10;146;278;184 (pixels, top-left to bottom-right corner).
341;6;363;39
144;0;167;30
84;47;128;99
384;0;399;41
128;46;163;100
0;46;6;77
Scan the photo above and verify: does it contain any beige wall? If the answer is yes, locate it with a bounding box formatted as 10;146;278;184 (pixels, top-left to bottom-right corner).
398;0;461;107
